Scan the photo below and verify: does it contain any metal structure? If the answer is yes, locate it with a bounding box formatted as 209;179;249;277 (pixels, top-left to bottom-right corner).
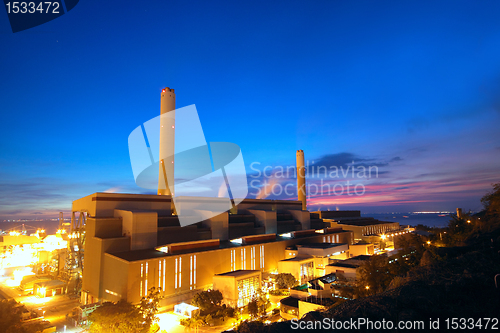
64;211;87;295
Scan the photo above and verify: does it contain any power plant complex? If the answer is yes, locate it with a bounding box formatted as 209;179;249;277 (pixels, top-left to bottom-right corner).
68;88;401;311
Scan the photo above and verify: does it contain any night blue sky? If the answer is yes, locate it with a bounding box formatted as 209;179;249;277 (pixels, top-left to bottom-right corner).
1;0;500;219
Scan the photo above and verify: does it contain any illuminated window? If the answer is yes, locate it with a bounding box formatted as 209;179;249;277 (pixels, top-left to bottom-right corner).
241;248;246;270
179;257;182;288
162;259;166;294
260;245;264;270
237;276;259;307
159;261;162;290
175;258;178;289
250;247;255;270
231;249;236;271
145;262;148;294
189;255;196;290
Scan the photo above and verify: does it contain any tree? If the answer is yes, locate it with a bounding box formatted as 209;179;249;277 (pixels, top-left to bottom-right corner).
356;255;392;296
88;300;148;333
191;289;223;312
0;299;44;333
247;300;258;318
481;182;500;223
139;287;163;327
275;273;298;290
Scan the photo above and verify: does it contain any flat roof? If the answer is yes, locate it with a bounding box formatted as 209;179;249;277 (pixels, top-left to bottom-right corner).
280;255;313;262
215;270;260;278
348;255;371;261
108;230;350;262
109;249;169;262
280;296;300;308
298;243;347;249
35;280;66;288
327;262;359;269
337;220;398;226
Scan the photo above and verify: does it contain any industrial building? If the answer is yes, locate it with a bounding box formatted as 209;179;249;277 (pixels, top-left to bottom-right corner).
75;192;354;307
73;87;401;310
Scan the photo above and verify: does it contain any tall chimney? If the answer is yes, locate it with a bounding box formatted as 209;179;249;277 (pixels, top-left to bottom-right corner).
158;87;175;196
296;150;307;211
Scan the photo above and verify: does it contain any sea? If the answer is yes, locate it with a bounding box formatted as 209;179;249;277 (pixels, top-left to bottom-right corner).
0;220;60;235
0;213;453;234
364;213;453;229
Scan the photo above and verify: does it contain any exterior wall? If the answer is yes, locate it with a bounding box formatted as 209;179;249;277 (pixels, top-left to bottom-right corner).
326;265;357;279
72;193;172;218
102;255;129;302
114;210;157;250
213;276;237;306
289;210;310;230
248;210;277;234
236;199;302;214
82;217;130;304
298;244;349;257
278;258;315;284
314;211;361;219
201;212;228;241
298;300;327;318
325;221;398;241
349;244;374;256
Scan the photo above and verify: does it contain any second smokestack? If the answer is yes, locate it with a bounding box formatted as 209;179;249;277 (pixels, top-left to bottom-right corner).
296;150;307;211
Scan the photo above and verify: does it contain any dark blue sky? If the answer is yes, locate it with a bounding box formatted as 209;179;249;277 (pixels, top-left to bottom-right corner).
1;0;500;219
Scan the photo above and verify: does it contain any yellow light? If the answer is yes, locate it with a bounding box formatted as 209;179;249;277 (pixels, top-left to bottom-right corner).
365;286;370;290
39;287;46;297
381;234;386;240
467;220;471;223
426;241;431;245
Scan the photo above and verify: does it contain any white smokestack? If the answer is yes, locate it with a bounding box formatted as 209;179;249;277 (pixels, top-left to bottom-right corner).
296;149;306;211
158;87;175;196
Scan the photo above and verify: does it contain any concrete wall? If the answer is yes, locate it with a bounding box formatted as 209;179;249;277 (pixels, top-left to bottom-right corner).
213;276;237;306
114;210;157;250
299;300;327;318
73;193;172;218
326;265;357;279
349;244;374;256
248;210;277;235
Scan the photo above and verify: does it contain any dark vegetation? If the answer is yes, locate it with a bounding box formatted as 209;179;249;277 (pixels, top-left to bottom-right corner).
87;287;162;333
0;299;45;333
231;183;500;332
180;289;239;328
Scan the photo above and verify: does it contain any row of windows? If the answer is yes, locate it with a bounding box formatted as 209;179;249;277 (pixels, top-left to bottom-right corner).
230;246;266;272
323;234;340;243
140;255;197;296
362;224;397;236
